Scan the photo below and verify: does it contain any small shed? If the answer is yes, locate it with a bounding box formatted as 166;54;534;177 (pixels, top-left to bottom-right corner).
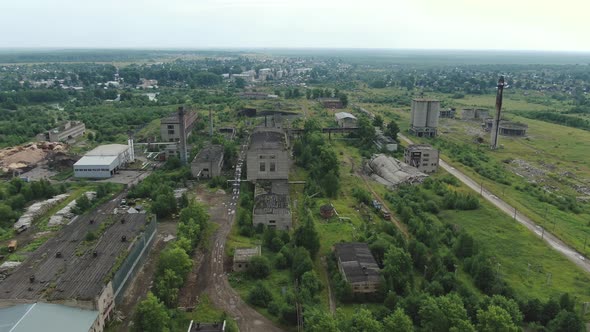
335;112;358;128
233;246;261;272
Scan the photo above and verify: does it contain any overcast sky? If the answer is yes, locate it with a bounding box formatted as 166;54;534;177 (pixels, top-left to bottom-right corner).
1;0;589;51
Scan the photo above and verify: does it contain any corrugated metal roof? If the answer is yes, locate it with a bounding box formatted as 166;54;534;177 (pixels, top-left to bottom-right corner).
74;155;118;167
0;302;97;332
335;112;357;120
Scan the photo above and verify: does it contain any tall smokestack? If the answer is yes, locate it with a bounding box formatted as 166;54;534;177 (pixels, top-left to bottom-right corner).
178;106;188;165
209;109;213;137
490;76;505;149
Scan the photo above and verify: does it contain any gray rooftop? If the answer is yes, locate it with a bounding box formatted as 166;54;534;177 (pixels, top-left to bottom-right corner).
192;145;224;164
233;246;261;263
0;302;98;332
249;129;285;150
0;199;149;302
334;242;380;284
253;194;290;215
335;112;357;121
405;144;436;152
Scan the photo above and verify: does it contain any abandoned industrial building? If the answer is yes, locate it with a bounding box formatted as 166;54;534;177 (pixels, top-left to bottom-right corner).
462;108;490;120
318;97;344;109
334;242;381;294
246;128;289;182
253;180;292;230
367;154;428;187
439;108;456;118
38;120;86;142
404;144;439;174
73;142;134;178
191;144;224;179
335;112;358;128
483;119;528;136
409;98;440;137
233;246;261;272
0;200;157;332
160;106;199;159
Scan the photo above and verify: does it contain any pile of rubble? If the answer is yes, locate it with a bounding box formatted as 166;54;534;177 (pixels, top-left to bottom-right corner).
366;154;428;188
0;141;67;173
13;194;69;231
48;192;96;226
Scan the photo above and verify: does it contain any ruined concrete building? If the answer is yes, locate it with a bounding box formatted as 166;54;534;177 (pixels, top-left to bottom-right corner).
334;242;381;294
38;121;86;142
247;128;289;182
462;108;489;120
404;144;439;174
191;144;224;179
367;154;427;188
253;180;292;230
483;119;528;137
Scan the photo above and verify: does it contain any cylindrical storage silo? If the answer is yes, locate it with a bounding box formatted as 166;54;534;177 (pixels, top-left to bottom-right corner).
426;100;440;128
411;99;428;127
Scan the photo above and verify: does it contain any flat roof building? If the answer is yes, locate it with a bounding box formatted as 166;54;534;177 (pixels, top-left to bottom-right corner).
191;145;224;179
0;302;99;332
233;246;261;272
334;243;380;294
404;144;439;174
39;121;86;142
74;143;134;178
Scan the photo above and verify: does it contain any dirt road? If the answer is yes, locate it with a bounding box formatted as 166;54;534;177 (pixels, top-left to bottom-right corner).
399;134;590;275
203;143;284;332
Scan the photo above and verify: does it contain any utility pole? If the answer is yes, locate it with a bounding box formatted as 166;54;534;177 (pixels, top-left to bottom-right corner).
490;76;506;149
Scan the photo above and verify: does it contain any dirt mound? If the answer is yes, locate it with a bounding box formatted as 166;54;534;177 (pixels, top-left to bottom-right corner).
0;142;68;172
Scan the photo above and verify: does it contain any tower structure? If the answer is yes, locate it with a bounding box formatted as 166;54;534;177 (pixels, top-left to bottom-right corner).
490;76;506;149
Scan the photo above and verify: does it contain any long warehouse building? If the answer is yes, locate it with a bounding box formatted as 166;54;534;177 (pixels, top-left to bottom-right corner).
74;142;134;178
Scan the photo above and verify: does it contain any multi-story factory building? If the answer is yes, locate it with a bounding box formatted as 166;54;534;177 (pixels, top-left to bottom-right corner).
404;144;439;174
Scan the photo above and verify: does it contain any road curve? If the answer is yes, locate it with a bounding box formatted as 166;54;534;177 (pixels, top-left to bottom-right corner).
399;134;590;275
206;143;285;332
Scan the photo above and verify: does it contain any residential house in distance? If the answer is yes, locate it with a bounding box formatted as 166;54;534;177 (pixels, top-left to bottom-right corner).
233;246;261;272
335;112;358;128
191;144;224;179
404;144;439;174
334;242;381;294
39;121;86;142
